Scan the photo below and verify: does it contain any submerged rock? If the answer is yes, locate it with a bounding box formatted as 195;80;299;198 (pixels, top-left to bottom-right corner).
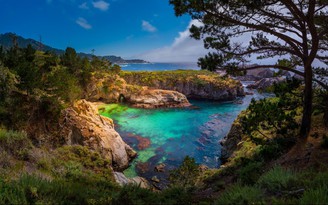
60;100;137;171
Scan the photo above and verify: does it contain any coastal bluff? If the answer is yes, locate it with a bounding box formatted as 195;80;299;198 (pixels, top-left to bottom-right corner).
120;70;245;101
85;72;191;108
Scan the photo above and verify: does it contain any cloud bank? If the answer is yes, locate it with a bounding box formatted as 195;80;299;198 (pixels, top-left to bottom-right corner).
138;20;210;62
92;0;109;11
142;20;157;32
76;17;92;29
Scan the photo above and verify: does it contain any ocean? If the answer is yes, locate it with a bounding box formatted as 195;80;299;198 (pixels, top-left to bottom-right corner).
119;62;200;71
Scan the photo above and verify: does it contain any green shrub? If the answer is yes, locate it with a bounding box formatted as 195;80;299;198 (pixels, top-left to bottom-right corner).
0;129;33;160
236;160;264;185
111;184;158;205
215;184;264;205
257;166;298;193
169;156;200;188
161;186;194;205
300;186;328;205
0;174;118;204
310;171;328;187
0;178;27;204
64;161;83;180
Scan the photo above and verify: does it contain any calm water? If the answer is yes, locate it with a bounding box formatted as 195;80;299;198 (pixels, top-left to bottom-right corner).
99;86;268;184
119;62;200;71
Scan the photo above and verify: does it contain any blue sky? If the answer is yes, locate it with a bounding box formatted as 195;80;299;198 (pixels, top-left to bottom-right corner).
0;0;209;62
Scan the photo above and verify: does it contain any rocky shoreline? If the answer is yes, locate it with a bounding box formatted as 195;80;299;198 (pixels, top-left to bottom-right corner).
62;70;248;187
62;69;285;188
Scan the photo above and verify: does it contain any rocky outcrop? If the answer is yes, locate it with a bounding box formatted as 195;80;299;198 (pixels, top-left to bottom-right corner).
114;172;150;189
85;73;191;108
247;77;285;90
220;118;243;164
161;81;244;101
120;71;245;101
60;100;137;171
128;88;191;108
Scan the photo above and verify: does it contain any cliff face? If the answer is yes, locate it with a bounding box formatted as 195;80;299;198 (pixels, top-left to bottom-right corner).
60;100;137;171
85;73;190;108
220;118;243;164
120;70;245;101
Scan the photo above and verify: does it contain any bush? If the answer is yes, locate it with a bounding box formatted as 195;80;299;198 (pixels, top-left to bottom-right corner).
111;185;158;205
161;186;194;205
215;184;264;205
300;186;328;205
236;160;264;185
169;156;200;188
0;174;118;204
0;129;33;160
257;166;299;193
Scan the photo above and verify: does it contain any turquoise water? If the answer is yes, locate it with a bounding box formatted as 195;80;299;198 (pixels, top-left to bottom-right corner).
99;90;268;182
120;62;199;71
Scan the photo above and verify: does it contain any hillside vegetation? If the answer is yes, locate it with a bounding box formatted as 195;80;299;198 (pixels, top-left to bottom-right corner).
1;44;328;204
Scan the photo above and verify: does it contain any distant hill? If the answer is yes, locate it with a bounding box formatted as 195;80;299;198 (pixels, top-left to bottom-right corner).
0;33;149;64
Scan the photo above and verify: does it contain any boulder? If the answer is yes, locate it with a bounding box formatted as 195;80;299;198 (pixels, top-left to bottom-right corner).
151;176;160;183
60;100;137;171
114;172;150;189
154;163;166;172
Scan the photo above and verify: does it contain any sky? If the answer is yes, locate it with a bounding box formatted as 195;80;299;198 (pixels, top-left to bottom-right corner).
0;0;210;62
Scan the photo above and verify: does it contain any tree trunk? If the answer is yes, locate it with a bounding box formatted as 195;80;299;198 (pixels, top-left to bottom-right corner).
300;67;313;138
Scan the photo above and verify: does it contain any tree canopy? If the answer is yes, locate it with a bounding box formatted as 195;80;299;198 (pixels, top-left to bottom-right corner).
170;0;328;137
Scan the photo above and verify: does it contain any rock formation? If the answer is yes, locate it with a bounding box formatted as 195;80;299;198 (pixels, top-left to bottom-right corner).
60;100;137;171
220;117;243;163
120;71;245;101
114;172;150;189
247;77;285;90
85;73;191;108
127;88;191;108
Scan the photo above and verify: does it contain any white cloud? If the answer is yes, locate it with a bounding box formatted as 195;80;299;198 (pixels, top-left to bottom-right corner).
142;20;157;32
76;17;92;30
92;0;110;11
137;20;209;62
79;2;89;9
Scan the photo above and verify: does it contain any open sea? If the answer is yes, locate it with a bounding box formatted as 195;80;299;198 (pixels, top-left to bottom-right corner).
119;62;200;71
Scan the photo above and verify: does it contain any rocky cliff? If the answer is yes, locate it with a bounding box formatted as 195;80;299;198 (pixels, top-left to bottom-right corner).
220;118;243;163
247;77;285;91
85;72;190;108
120;70;245;101
60;100;137;171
